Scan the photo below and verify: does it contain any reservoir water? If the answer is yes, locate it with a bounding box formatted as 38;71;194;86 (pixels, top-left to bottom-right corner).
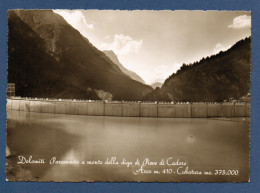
6;110;249;182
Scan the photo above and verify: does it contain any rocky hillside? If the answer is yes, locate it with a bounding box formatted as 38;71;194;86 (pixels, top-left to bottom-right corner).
8;10;152;100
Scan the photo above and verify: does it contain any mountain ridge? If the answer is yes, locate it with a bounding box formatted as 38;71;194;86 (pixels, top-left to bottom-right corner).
144;37;251;102
8;10;153;100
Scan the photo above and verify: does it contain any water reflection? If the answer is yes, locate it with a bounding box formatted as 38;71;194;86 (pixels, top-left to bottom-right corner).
6;110;249;182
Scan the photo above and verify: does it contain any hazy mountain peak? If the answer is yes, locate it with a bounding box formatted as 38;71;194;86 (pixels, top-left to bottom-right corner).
103;50;146;84
151;82;163;89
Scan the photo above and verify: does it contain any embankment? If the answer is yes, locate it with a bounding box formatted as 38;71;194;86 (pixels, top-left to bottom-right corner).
6;98;250;118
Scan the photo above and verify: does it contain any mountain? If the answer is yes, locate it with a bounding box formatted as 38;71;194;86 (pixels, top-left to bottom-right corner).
8;10;153;101
144;37;251;102
103;50;145;84
151;82;163;89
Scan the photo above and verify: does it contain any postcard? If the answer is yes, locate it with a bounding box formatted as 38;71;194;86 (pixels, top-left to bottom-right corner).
6;9;251;182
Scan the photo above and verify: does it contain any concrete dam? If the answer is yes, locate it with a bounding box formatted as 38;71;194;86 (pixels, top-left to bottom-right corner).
6;98;250;118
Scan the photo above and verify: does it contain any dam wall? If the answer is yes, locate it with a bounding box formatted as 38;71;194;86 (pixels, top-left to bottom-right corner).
6;98;250;118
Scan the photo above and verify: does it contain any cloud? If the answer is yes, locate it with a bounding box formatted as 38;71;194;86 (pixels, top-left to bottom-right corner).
105;35;111;39
212;43;231;55
153;63;181;83
155;65;168;75
53;10;93;37
228;15;251;29
101;34;143;55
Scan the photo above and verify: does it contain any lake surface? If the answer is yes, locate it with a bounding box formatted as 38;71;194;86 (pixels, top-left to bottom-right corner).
6;110;249;182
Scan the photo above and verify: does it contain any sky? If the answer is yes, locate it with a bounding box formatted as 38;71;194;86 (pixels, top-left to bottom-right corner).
53;10;251;84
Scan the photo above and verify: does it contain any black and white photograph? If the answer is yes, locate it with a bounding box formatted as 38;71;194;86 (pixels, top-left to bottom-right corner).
6;9;251;182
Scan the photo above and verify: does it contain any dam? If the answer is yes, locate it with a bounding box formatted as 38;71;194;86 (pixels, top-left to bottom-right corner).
6;98;250;118
6;97;250;181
